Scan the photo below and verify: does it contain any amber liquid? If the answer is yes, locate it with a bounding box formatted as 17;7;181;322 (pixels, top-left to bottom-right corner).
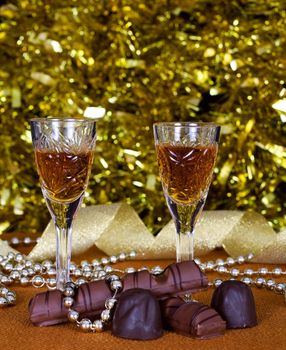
35;149;94;203
156;144;218;205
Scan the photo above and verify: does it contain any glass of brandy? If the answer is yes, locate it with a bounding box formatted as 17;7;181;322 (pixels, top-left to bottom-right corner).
30;118;96;290
153;122;220;262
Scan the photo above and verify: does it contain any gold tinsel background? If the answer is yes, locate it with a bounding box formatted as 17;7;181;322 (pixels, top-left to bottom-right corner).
0;0;286;235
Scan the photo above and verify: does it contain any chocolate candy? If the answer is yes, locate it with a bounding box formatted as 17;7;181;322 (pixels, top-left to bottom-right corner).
160;296;185;329
211;280;257;329
122;260;208;297
112;288;163;340
28;289;67;326
29;260;208;326
29;279;113;326
161;298;226;339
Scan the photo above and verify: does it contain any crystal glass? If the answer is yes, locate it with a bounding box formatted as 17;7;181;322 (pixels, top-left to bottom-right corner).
154;122;220;262
30;118;96;290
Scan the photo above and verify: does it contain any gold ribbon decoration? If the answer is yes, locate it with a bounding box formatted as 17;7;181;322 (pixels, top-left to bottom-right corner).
0;240;18;256
26;203;286;264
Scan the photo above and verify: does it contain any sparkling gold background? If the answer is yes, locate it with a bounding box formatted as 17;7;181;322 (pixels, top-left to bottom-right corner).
0;0;286;234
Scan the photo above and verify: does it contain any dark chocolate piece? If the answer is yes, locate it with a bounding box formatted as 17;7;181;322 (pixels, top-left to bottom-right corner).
211;280;257;329
160;296;185;329
122;260;208;297
29;260;208;326
112;288;163;340
161;299;226;339
29;279;112;326
28;290;67;326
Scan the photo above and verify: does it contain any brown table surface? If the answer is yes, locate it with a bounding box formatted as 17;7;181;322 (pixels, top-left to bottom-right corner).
0;237;285;350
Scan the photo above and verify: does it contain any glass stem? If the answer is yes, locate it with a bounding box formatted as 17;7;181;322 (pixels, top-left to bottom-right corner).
45;195;83;290
55;221;72;290
176;224;194;262
168;197;205;263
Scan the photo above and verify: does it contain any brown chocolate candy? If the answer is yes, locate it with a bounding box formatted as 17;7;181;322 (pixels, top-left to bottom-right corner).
112;288;163;340
211;280;257;329
160;296;185;329
29;279;112;326
162;299;226;339
122;260;208;297
29;260;208;326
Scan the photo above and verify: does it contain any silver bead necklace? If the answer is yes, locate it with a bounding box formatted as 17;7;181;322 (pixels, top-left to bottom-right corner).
194;255;286;295
0;251;138;306
5;237;39;247
63;276;122;332
0;250;285;332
